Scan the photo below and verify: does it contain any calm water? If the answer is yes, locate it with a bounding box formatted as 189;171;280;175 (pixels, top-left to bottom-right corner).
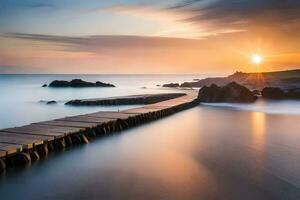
0;75;300;199
0;74;202;129
0;107;299;199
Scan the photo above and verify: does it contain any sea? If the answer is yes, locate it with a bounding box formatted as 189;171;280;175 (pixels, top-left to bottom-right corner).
0;74;299;200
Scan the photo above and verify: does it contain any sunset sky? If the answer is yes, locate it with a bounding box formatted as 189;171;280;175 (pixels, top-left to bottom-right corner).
1;0;300;74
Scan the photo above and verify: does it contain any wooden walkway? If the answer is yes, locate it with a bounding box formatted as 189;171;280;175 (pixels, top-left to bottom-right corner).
0;90;198;171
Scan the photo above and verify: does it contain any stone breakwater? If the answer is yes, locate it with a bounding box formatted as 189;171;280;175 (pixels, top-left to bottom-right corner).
0;91;198;173
65;93;186;106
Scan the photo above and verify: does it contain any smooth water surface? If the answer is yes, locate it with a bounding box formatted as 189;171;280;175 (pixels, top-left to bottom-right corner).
0;74;202;129
0;106;299;200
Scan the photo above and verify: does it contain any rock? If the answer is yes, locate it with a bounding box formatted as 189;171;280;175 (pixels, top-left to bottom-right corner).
180;82;193;88
252;90;261;96
198;82;256;103
198;84;221;102
262;87;285;99
162;83;179;88
48;79;115;88
46;100;57;104
156;84;160;87
42;84;47;87
286;89;300;99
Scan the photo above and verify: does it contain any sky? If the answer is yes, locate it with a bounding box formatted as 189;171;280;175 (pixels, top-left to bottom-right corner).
1;0;300;74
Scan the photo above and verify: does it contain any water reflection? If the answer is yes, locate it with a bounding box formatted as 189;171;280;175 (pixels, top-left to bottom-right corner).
0;107;300;200
252;112;266;152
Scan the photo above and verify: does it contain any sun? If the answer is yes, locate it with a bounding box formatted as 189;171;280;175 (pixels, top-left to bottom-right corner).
252;54;263;64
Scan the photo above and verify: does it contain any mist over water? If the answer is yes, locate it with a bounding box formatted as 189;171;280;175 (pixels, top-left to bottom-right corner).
0;107;299;199
0;74;202;129
0;74;300;199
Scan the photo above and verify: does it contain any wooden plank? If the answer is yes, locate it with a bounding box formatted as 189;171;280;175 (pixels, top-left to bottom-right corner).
0;135;35;149
59;116;112;123
0;131;48;145
3;127;64;139
87;111;138;119
0;142;22;155
122;107;163;114
37;120;98;128
23;124;83;134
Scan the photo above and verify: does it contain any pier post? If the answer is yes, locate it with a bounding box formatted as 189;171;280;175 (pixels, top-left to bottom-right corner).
29;150;40;161
0;158;5;172
36;144;49;157
11;152;31;165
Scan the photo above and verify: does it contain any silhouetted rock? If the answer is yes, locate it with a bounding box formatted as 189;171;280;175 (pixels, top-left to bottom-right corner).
46;101;57;104
48;79;115;88
198;82;256;103
180;82;193;88
262;87;285;99
162;83;179;88
42;84;47;87
286;89;300;99
66;93;186;106
252;90;261;96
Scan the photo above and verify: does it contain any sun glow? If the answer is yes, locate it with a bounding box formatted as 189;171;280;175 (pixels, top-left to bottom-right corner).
252;54;263;64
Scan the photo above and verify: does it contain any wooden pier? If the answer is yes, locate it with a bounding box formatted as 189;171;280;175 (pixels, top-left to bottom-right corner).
0;91;198;172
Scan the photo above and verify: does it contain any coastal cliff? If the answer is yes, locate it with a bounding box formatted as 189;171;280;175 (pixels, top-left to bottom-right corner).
179;69;300;90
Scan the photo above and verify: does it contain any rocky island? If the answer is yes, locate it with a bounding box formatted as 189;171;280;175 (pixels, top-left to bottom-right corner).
198;82;257;103
46;79;115;88
175;69;300;90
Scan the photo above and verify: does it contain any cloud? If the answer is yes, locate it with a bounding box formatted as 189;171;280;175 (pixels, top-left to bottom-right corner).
1;32;204;53
169;0;300;35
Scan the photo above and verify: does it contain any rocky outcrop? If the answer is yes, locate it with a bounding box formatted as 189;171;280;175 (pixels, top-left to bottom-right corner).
46;100;57;105
286;89;300;99
42;84;47;87
198;82;257;103
48;79;115;88
170;69;300;90
162;83;179;88
262;87;285;99
180;82;193;88
66;93;186;106
262;87;300;100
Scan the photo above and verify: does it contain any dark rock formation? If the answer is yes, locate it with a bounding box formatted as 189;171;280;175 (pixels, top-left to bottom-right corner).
42;84;47;87
48;79;115;88
180;82;193;88
66;93;186;106
262;87;285;99
252;90;261;96
177;69;300;90
286;89;300;99
198;82;256;103
162;83;179;88
46;101;57;104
